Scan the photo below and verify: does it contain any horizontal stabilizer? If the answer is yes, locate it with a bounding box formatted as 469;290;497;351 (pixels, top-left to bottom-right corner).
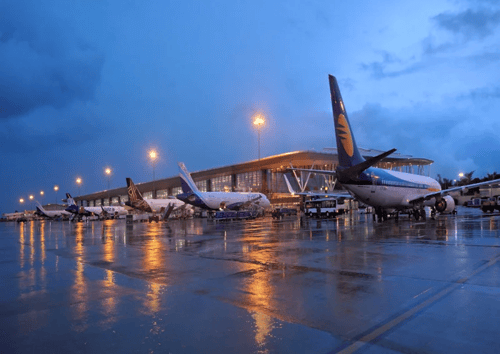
340;148;396;179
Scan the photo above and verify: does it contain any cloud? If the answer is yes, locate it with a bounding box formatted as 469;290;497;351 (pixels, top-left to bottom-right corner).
0;1;104;119
460;85;500;100
0;102;112;154
346;101;500;177
433;8;500;40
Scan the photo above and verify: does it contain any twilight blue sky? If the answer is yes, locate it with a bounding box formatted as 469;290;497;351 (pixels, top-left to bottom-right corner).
2;0;500;214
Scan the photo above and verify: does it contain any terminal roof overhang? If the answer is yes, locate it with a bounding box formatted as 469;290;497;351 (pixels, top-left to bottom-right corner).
75;149;433;201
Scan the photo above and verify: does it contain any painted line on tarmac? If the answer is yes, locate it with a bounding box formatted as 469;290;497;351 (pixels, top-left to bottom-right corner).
332;253;500;354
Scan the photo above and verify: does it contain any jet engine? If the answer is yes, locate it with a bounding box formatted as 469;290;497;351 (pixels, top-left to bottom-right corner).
435;195;455;213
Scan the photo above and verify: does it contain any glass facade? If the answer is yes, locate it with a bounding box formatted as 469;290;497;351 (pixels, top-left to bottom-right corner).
143;191;153;199
111;197;119;205
95;199;102;206
89;200;94;207
195;180;207;192
172;187;182;196
236;171;261;191
120;195;129;202
156;189;169;199
103;199;110;206
211;175;232;192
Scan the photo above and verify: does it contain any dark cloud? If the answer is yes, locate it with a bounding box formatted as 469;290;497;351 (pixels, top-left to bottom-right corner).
460;86;500;100
433;8;500;40
0;2;104;119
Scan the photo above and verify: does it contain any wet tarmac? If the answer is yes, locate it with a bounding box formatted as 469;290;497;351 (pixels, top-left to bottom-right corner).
1;207;500;353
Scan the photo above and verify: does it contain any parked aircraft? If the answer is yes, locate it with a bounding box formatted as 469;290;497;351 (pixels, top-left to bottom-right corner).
176;162;271;211
290;75;500;221
34;201;71;220
65;193;127;220
125;177;187;216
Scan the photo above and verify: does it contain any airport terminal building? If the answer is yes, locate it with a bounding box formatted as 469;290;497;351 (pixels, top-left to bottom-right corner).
74;148;433;208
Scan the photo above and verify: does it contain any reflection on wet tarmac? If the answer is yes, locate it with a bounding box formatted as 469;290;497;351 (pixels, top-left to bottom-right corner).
3;207;500;353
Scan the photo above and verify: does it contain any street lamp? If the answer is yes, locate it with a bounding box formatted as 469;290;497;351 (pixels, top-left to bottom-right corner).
40;190;44;205
54;185;59;204
253;113;265;161
76;177;82;197
105;167;112;190
29;194;34;209
149;150;158;198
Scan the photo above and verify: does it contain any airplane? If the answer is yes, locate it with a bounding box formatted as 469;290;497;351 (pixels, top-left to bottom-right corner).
289;75;500;221
125;177;188;218
65;193;128;220
34;201;72;220
176;162;272;211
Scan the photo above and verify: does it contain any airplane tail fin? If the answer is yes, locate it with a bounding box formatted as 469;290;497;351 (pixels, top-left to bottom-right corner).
283;175;297;195
126;178;144;202
34;201;45;215
178;162;200;194
66;193;76;206
329;75;365;168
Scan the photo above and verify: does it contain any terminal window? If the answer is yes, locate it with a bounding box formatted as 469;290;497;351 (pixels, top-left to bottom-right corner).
172;187;182;196
156;189;169;199
237;171;261;191
211;175;232;192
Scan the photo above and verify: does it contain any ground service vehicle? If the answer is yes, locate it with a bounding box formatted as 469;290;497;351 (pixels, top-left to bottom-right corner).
304;198;346;218
481;196;500;213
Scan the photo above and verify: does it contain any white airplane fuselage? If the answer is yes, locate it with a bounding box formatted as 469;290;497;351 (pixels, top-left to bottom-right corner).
343;167;442;209
85;206;128;216
178;190;271;211
143;198;186;213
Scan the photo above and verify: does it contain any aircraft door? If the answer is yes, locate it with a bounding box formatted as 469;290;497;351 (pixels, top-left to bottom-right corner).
371;172;376;193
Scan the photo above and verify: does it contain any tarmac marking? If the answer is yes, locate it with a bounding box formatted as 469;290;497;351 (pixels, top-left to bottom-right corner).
333;252;500;354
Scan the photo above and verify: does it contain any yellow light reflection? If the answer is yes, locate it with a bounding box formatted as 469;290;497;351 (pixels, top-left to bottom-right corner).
101;221;117;322
19;222;25;268
71;222;88;332
141;223;166;315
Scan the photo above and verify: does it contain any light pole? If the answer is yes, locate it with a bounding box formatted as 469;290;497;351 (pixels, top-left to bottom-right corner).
54;185;59;204
29;194;34;210
149;150;158;198
105;167;112;190
40;190;44;205
76;178;82;198
253;114;265;161
19;198;25;211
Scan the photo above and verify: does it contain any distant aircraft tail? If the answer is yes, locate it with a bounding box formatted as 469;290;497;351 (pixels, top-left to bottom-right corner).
66;193;76;206
34;201;45;216
178;162;200;194
283;175;297;195
126;178;145;202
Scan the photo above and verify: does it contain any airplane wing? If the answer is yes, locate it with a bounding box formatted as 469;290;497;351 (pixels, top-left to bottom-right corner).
409;178;500;203
283;175;351;198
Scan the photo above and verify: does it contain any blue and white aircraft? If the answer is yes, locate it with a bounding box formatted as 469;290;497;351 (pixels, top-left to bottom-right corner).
176;162;271;211
34;200;71;220
65;193;127;220
291;75;500;221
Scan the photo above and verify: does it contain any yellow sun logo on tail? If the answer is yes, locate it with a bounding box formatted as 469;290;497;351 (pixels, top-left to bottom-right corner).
336;114;354;157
